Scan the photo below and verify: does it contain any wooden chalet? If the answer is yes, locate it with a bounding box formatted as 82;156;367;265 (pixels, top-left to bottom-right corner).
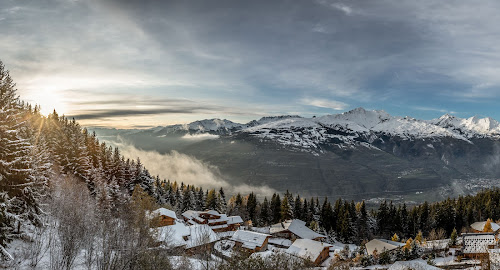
286;239;332;266
230;230;271;253
270;219;326;241
150;208;177;227
182;210;243;232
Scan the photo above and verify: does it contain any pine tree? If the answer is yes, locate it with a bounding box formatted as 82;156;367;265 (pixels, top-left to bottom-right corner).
259;197;271;226
246;192;257;223
271;193;281;224
280;196;293;221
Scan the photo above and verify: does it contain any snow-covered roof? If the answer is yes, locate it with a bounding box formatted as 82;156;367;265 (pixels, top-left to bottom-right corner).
227;216;243;225
202;210;221;217
462;233;496;254
365;239;405;255
270;219;326;239
185;224;220;248
154;223;219;249
152;208;177;219
422;239;449;250
207;214;229;224
286;239;332;261
268;237;293;247
471;221;500;232
231;230;271;250
182;210;198;220
388;261;441;270
155;222;190;248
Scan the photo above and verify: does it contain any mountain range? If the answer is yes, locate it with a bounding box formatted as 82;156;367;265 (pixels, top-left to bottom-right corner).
91;108;500;202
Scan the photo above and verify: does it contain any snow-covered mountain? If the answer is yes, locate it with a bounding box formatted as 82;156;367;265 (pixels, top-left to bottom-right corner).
137;108;499;151
239;108;500;151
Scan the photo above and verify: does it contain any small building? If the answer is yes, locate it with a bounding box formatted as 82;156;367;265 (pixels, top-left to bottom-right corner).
270;219;326;241
182;210;243;232
462;233;497;258
471;221;500;233
150;208;177;227
230;230;271;253
286;239;332;266
365;239;405;255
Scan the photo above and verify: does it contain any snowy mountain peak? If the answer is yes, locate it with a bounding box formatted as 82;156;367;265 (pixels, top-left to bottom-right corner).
186;118;242;131
335;107;392;129
430;114;500;137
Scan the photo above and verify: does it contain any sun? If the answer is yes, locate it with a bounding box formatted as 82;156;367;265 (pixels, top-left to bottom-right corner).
31;90;67;116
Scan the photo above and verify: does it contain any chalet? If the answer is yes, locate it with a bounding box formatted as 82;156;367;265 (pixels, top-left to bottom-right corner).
365;239;405;255
462;233;497;258
150;208;177;227
182;210;243;232
155;223;220;254
471;221;500;233
286;239;332;266
230;230;271;253
270;219;326;241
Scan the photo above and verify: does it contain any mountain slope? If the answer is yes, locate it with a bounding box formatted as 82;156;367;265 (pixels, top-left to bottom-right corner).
91;108;500;201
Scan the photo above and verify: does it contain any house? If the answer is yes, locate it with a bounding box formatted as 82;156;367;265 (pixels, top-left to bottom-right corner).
388;261;441;270
286;239;332;266
182;210;243;232
230;230;271;253
471;221;500;233
365;239;405;255
270;219;326;241
462;233;497;258
150;208;177;227
155;223;220;254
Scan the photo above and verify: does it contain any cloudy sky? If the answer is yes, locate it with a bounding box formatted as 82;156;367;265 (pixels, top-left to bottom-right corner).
2;0;500;128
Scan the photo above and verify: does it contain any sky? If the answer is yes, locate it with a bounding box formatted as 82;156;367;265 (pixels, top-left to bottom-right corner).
2;0;500;128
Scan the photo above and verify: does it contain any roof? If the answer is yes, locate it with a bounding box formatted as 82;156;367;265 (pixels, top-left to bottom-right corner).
388;261;441;270
471;221;500;232
365;239;405;255
270;219;326;239
286;239;332;261
152;208;177;219
154;223;219;249
155;222;190;248
231;230;271;250
462;233;496;254
227;216;243;225
185;224;220;248
268;237;293;247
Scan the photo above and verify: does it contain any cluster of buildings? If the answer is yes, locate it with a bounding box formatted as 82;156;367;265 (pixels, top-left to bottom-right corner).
152;207;500;268
150;208;333;266
364;220;500;268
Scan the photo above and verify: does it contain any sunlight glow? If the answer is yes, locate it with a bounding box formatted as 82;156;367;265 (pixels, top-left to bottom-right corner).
30;90;67;116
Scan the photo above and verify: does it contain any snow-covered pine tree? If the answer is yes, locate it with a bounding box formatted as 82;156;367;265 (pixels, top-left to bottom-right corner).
0;62;45;239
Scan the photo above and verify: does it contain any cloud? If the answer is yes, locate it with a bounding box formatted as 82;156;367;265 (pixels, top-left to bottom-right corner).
181;133;219;140
116;142;276;197
330;3;353;15
412;106;457;114
302;98;348;110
